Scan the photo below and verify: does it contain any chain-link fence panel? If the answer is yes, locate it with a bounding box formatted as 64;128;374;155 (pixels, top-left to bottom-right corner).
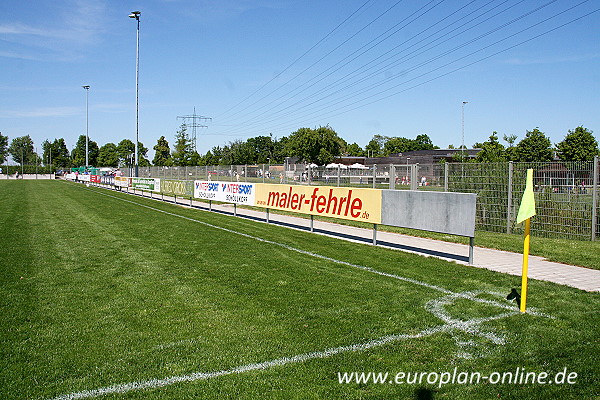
114;158;599;241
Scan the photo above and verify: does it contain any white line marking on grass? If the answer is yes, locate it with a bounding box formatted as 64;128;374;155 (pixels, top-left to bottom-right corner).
49;290;521;400
47;185;553;399
78;186;552;317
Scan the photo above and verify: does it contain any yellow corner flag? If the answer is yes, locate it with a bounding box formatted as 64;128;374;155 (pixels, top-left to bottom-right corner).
516;169;536;224
517;169;536;313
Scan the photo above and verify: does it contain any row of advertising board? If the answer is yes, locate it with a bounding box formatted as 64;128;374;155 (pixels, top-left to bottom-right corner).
192;181;382;224
77;176;475;236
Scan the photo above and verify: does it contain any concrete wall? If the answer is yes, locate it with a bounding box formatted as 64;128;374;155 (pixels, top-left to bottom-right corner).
381;190;476;237
0;174;56;180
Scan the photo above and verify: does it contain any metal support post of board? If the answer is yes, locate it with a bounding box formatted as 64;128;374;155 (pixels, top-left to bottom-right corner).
266;208;270;223
174;194;177;204
373;224;377;245
507;161;513;234
209;200;212;211
592;155;598;241
469;237;475;265
310;215;314;232
190;197;193;206
234;203;237;217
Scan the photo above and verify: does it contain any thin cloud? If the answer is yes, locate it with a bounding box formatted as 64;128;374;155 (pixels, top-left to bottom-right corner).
0;106;80;118
0;0;108;61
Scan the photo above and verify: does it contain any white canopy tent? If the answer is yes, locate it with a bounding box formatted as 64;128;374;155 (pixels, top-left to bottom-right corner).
350;163;369;169
325;163;348;169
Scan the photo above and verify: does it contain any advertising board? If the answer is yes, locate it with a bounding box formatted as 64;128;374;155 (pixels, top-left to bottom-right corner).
101;175;115;185
114;176;130;188
193;181;256;205
130;177;160;192
254;184;382;224
162;179;193;197
90;175;101;183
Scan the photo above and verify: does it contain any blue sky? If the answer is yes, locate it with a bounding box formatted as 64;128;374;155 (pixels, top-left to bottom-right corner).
1;0;599;162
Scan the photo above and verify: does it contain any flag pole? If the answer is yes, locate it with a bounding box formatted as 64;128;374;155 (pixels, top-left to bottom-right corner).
516;168;535;313
520;217;531;313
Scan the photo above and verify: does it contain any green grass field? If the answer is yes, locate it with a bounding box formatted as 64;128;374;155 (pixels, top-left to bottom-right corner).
1;180;598;399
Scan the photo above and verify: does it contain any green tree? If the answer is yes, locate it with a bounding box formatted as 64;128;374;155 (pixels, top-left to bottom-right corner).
42;138;71;168
224;139;255;165
190;151;202;166
246;135;276;164
475;132;506;162
42;138;71;167
72;135;99;166
503;134;518;161
413;134;436;150
286;126;343;165
0;133;9;164
365;134;386;157
97;143;120;167
201;149;219;166
8;135;37;165
556;126;599;161
345;142;364;157
384;137;412;155
137;141;151;167
172;124;194;166
382;133;436;155
272;136;289;163
117;139;135;167
41;140;52;165
152;136;172;166
515;128;553;162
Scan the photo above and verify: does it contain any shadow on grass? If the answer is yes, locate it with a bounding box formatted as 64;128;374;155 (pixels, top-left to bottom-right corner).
415;387;436;400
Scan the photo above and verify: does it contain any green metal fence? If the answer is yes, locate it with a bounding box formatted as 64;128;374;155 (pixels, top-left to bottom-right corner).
128;157;599;241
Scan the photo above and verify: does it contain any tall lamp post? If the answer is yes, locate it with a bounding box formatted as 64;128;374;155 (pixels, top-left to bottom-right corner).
461;101;468;161
129;10;141;177
82;85;90;168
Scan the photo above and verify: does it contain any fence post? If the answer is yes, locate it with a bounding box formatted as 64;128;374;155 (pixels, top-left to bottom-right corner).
592;156;598;241
389;164;395;190
444;162;449;192
410;164;418;191
337;165;341;187
372;164;377;189
507;161;514;234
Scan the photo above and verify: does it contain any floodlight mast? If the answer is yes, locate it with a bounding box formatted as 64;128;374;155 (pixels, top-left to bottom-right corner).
129;11;140;177
82;85;90;168
462;101;468;161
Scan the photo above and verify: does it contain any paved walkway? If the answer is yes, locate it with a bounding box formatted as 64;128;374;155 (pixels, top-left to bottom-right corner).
132;188;600;293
